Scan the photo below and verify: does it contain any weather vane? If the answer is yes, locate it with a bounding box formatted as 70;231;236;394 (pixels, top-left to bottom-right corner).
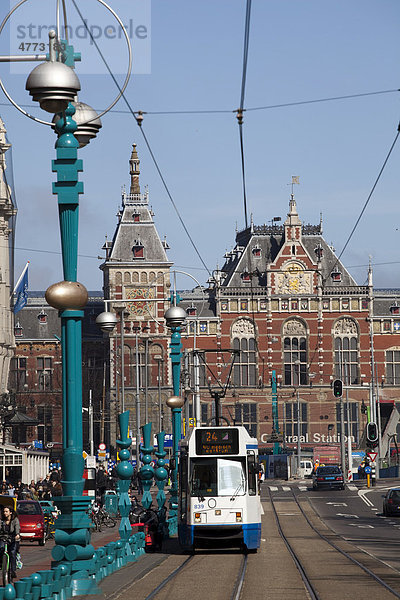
288;175;300;196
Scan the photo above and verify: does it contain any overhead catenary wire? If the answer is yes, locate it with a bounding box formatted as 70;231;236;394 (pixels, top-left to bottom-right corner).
0;89;397;116
328;124;400;279
70;0;212;278
237;0;252;231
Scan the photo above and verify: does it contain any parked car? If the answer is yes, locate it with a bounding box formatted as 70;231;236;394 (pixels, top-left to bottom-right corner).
382;488;400;516
17;500;45;545
299;460;314;478
312;465;345;490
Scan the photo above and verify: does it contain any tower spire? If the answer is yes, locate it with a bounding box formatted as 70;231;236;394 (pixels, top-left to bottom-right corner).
129;143;141;195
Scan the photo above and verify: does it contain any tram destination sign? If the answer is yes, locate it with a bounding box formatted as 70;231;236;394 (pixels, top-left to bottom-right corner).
195;428;239;455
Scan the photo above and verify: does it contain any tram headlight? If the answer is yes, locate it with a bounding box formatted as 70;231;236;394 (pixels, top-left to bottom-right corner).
236;512;242;522
215;510;221;516
194;513;201;523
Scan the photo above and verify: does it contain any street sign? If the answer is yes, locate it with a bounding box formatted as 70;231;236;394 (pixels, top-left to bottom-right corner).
364;466;372;474
82;451;88;460
99;443;106;451
367;452;378;462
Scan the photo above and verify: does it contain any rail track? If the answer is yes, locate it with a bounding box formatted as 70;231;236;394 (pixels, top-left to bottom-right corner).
141;551;248;600
269;489;400;599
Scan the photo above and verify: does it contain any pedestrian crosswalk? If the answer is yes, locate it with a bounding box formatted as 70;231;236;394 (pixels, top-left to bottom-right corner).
265;484;310;492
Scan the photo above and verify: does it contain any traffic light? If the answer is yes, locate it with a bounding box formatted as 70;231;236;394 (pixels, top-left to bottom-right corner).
333;379;343;398
361;400;367;415
366;422;378;447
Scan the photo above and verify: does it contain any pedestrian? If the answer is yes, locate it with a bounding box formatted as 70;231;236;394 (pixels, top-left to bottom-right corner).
0;506;20;582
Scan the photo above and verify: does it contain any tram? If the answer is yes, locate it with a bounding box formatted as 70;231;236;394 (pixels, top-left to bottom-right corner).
178;426;262;552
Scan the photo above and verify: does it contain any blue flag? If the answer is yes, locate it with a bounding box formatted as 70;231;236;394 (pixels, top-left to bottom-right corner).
14;267;28;314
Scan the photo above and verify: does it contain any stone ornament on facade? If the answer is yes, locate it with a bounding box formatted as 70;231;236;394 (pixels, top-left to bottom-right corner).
282;319;307;336
126;286;154;316
231;318;255;337
333;317;358;336
275;261;312;295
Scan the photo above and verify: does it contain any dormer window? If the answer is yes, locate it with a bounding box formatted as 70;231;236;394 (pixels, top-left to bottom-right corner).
331;270;342;282
38;310;47;324
242;272;251;282
390;302;400;315
314;244;324;260
252;246;261;257
14;321;23;337
132;240;144;258
132;212;140;222
187;306;197;317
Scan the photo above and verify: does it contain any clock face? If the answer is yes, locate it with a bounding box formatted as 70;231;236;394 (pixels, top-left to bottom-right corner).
126;287;154;316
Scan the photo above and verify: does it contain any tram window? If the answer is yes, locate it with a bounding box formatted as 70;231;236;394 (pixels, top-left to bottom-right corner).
247;454;257;496
217;459;245;496
180;453;188;518
190;458;246;497
190;459;217;496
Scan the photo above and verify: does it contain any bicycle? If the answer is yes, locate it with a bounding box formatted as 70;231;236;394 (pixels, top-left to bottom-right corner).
0;538;13;586
98;507;117;528
90;505;102;532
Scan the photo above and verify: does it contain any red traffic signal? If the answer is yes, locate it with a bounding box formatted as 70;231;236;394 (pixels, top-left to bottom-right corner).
333;379;343;398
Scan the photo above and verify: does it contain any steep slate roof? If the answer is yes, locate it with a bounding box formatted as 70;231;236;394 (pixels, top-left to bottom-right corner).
220;199;358;290
107;145;172;268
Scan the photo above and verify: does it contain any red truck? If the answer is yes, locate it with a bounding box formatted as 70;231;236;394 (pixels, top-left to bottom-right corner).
313;445;341;466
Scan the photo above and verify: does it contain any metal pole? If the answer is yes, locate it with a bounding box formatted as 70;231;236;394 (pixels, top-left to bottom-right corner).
194;350;201;424
120;310;125;413
157;359;162;432
89;389;94;457
144;337;149;423
297;389;301;473
135;330;140;468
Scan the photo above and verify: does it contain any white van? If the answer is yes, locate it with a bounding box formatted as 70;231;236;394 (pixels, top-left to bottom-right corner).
299;460;313;478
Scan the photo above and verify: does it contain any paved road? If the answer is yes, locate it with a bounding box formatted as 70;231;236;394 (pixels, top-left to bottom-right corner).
264;478;400;573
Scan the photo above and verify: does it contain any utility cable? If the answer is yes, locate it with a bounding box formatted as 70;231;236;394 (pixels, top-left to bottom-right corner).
237;0;252;230
0;89;397;116
70;0;212;277
328;124;400;280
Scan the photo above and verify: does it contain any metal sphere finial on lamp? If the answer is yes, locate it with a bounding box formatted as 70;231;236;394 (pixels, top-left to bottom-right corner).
53;102;102;147
166;396;184;409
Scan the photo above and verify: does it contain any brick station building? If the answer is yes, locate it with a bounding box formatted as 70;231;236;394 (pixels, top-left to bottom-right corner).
10;144;400;456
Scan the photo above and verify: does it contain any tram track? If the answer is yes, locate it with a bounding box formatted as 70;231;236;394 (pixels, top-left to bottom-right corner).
137;550;249;600
269;489;400;599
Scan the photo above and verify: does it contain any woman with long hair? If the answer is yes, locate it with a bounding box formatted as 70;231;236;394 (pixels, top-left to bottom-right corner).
0;506;20;581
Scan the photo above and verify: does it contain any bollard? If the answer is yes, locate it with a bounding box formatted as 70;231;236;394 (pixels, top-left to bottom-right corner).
371;464;376;486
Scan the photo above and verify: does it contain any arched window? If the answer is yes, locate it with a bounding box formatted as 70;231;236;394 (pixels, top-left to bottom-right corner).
115;272;122;285
333;318;359;384
149;344;164;387
282;319;308;385
231;319;257;387
124;272;131;284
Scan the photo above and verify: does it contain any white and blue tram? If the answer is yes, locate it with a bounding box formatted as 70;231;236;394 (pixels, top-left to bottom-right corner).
178;426;262;552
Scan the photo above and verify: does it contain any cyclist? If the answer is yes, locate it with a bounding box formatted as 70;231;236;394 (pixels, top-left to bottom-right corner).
0;506;20;581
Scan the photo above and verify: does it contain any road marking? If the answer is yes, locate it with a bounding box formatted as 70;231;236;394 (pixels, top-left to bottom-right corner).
337;513;359;518
348;485;358;491
269;486;278;491
326;502;347;506
298;486;308;491
349;524;374;528
371;508;378;511
358;490;374;507
282;486;291;491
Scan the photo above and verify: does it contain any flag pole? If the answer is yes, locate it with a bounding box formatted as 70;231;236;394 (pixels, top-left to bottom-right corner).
12;261;29;296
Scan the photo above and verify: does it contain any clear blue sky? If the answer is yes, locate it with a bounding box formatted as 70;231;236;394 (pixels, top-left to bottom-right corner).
0;0;399;292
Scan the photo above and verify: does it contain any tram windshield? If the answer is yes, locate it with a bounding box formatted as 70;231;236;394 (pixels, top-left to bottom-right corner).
190;458;246;497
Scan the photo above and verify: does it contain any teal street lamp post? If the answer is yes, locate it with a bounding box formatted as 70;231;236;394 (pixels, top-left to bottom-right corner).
164;304;186;534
